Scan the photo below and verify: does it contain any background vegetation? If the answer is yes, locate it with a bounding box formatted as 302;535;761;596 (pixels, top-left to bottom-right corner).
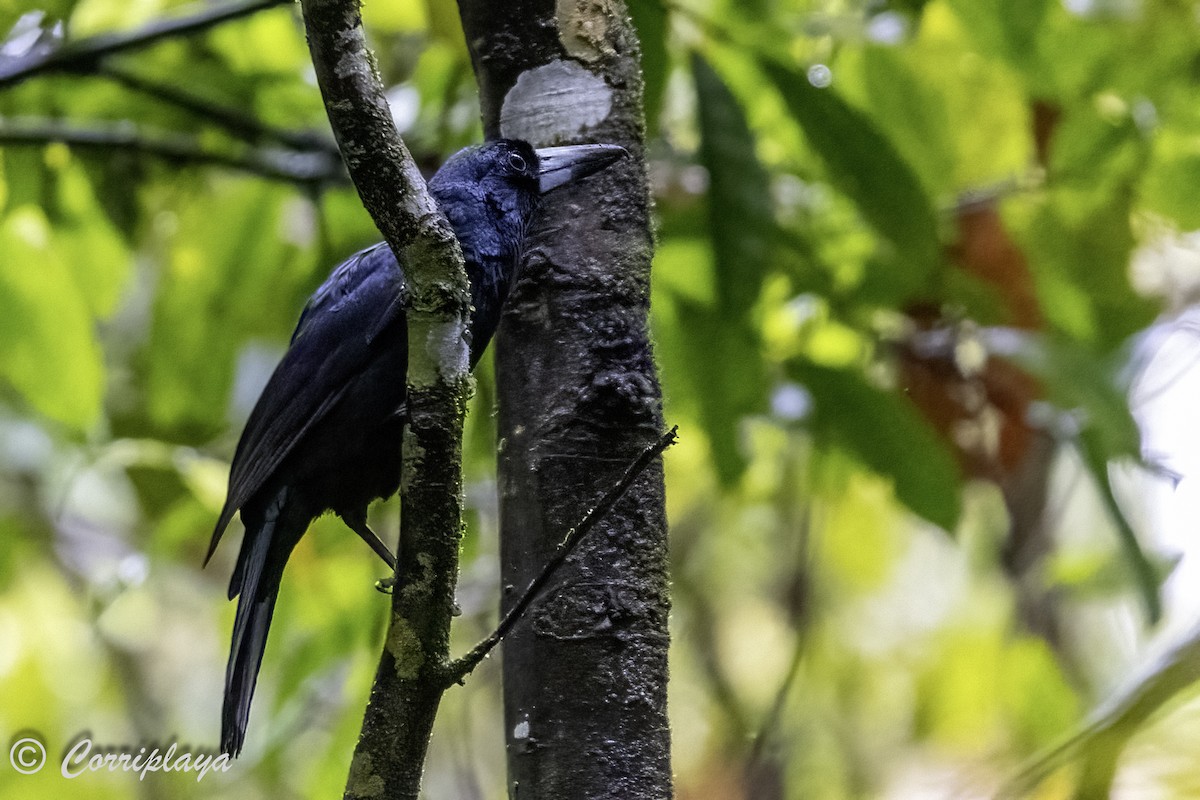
2;0;1200;797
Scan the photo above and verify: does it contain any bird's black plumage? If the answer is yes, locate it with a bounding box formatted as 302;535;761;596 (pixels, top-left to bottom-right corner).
206;139;625;756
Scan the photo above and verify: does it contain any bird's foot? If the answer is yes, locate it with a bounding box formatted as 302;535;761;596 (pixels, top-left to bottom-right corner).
375;575;398;594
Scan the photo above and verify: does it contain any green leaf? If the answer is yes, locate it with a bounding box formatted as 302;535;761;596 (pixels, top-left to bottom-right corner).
423;0;469;46
363;0;427;33
999;332;1161;620
1078;431;1163;622
760;59;941;289
54;158;131;318
1022;189;1157;349
208;7;311;75
789;360;963;530
666;53;776;485
630;0;669;136
1008;334;1141;458
945;0;1051;79
1141;152;1200;231
674;298;767;485
858;46;956;198
1000;617;1200;797
144;181;316;436
0;207;105;430
2;148;51;212
693;52;774;315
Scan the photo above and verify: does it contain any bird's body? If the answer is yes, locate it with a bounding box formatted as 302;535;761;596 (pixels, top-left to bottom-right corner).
206;139;625;756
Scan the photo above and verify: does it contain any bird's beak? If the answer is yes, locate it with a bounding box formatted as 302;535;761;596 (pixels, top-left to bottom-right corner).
535;144;628;194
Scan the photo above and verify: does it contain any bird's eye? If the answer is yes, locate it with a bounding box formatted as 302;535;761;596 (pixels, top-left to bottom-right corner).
507;153;527;172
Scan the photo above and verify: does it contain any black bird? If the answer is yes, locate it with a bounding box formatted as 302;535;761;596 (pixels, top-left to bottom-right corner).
205;139;626;756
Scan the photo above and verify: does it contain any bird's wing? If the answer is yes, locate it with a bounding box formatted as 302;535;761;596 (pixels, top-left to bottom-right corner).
206;245;407;561
291;242;397;343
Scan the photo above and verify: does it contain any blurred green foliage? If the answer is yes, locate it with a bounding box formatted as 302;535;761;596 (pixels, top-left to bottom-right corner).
2;0;1199;797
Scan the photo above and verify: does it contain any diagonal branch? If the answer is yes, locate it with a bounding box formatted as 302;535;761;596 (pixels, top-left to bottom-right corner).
998;618;1200;798
444;426;680;687
0;0;292;89
97;63;340;155
0;117;346;185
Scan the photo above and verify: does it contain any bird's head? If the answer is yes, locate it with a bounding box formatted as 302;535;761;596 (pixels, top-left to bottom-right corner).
429;139;627;213
429;138;627;280
428;139;626;360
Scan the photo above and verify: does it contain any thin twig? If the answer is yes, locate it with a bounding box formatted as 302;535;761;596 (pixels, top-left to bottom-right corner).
748;475;814;770
998;617;1200;798
96;62;339;155
0;118;347;186
0;0;292;89
444;426;680;687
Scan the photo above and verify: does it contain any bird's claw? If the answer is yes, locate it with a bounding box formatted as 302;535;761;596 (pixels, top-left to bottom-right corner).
375;576;398;594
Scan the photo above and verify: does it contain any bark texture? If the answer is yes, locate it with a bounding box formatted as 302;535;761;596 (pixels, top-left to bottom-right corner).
300;2;471;798
456;2;673;797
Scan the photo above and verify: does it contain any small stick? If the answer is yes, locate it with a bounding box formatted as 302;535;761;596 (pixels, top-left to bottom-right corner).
0;118;346;186
444;425;679;687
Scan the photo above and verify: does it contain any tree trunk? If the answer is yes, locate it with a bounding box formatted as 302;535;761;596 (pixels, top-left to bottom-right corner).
455;2;673;797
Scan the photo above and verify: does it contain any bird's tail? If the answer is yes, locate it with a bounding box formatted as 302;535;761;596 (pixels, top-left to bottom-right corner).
221;489;292;757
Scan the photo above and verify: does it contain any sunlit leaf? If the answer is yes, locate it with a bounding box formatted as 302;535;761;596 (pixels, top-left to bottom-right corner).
363;0;427;33
945;0;1051;75
1021;190;1157;348
0;207;104;430
858;46;955;197
761;58;941;290
53;159;131;317
208;7;310;75
996;330;1161;619
790;359;962;530
144;180;316;436
1002;618;1200;797
1141;151;1200;231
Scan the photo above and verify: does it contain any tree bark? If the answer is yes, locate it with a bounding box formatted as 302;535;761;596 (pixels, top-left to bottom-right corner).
455;2;673;798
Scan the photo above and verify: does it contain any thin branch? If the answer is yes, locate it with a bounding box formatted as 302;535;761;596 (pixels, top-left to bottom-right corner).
675;565;752;739
748;476;815;771
445;426;680;687
998;618;1200;798
0;0;292;89
0;118;346;186
96;62;340;155
298;2;471;799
